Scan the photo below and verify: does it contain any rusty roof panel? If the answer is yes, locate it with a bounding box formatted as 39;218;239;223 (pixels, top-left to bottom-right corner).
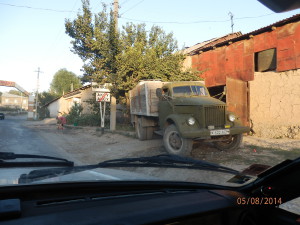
189;13;300;55
184;32;242;54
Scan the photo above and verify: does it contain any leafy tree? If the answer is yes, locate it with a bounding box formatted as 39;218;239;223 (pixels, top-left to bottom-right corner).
38;91;60;119
50;69;82;95
38;91;60;106
8;90;22;96
65;1;119;84
65;0;200;103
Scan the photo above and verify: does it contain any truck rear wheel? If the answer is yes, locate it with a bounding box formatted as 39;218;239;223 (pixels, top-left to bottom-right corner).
136;118;153;140
163;124;193;156
213;134;243;151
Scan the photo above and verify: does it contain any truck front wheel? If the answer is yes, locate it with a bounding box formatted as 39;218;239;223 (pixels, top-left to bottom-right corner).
213;134;243;151
163;124;193;156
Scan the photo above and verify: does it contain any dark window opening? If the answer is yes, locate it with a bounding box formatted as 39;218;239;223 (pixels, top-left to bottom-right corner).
207;85;226;103
255;48;277;72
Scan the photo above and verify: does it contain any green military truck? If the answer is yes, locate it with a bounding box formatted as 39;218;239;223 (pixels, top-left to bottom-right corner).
129;80;250;156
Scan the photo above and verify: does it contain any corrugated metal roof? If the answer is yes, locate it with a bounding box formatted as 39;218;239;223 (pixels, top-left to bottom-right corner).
184;32;242;55
189;13;300;55
43;84;92;107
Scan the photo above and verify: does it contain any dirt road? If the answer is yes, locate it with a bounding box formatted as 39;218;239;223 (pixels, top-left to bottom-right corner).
23;118;300;169
22;118;300;214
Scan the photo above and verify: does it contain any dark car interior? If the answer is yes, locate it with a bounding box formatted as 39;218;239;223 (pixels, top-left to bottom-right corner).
0;157;299;225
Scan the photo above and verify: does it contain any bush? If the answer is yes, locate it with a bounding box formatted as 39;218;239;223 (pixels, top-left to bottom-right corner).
66;102;83;125
38;107;50;119
76;114;101;126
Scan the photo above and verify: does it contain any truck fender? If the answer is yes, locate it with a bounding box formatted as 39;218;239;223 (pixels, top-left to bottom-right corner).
164;114;192;136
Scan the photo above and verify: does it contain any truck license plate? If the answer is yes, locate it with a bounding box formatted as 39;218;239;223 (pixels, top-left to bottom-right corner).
210;129;230;136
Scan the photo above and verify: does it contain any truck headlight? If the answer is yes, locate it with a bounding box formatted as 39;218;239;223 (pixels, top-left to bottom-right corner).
187;117;196;126
228;114;236;122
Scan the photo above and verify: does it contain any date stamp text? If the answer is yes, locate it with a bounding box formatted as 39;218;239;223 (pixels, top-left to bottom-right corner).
237;197;282;205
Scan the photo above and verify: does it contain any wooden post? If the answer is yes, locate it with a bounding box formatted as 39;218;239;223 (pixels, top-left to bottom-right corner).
110;96;116;131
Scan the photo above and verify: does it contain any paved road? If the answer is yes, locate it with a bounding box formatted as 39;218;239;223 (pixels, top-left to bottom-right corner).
0;115;67;158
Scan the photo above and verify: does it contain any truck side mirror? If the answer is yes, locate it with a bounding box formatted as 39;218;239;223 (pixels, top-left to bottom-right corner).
156;88;162;98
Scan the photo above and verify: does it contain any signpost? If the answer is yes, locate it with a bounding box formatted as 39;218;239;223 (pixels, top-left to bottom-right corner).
96;92;111;134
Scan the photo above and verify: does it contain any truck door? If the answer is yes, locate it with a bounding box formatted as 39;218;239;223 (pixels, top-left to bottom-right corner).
158;87;173;129
226;77;250;126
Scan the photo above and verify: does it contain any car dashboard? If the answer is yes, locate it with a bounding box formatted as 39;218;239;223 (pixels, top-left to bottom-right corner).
0;181;298;225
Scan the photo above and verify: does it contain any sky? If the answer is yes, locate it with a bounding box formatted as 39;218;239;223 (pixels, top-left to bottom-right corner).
0;0;299;94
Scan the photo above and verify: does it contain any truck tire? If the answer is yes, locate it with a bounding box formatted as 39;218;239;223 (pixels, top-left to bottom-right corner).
136;118;153;140
213;134;243;151
163;124;193;156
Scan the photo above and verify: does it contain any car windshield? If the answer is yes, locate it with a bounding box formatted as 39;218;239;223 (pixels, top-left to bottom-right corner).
173;86;208;97
0;0;299;214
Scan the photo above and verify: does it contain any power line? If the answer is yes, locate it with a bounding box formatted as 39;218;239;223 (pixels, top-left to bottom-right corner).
0;2;77;13
120;17;230;24
120;13;276;24
120;0;132;6
120;0;145;16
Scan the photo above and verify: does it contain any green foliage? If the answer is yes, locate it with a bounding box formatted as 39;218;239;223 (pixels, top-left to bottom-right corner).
75;114;101;126
38;91;60;106
66;102;83;124
8;90;22;96
37;91;59;119
84;93;111;116
65;101;102;126
50;69;82;95
65;1;119;84
38;107;50;119
65;0;201;104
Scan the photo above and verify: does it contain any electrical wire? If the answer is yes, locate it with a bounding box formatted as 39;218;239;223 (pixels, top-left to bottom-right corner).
120;0;145;16
0;1;277;24
120;0;132;6
0;2;76;13
120;13;276;24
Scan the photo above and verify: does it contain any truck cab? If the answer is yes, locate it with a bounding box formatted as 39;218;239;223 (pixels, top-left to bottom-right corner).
130;81;250;156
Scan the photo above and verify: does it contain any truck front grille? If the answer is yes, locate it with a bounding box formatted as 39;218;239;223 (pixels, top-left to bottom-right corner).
204;105;226;127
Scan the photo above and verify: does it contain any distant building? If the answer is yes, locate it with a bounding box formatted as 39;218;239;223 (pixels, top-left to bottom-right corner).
43;85;93;117
0;92;28;110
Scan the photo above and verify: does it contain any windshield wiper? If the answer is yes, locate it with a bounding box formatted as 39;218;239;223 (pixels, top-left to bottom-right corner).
18;154;239;184
0;152;74;168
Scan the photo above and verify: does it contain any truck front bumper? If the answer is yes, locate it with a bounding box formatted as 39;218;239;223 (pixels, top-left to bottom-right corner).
180;126;250;139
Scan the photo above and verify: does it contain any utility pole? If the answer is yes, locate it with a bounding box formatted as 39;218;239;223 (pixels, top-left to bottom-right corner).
110;0;118;131
113;0;119;30
34;67;42;120
228;12;234;33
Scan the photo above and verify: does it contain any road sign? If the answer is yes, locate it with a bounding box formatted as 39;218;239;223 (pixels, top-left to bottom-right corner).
96;92;110;102
92;82;111;92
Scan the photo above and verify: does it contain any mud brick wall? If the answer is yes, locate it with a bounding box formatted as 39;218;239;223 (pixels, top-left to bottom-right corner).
249;69;300;138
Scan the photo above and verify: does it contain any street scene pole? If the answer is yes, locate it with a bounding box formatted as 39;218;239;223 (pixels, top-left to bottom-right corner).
110;0;118;131
34;67;42;120
228;12;234;33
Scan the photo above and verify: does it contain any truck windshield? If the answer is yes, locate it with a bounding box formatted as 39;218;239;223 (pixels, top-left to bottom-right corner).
173;86;208;97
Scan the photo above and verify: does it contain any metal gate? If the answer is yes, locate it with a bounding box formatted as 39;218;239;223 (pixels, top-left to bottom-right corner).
226;77;249;126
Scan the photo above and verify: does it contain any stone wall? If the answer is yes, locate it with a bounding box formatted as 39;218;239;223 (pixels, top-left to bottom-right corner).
249;69;300;138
